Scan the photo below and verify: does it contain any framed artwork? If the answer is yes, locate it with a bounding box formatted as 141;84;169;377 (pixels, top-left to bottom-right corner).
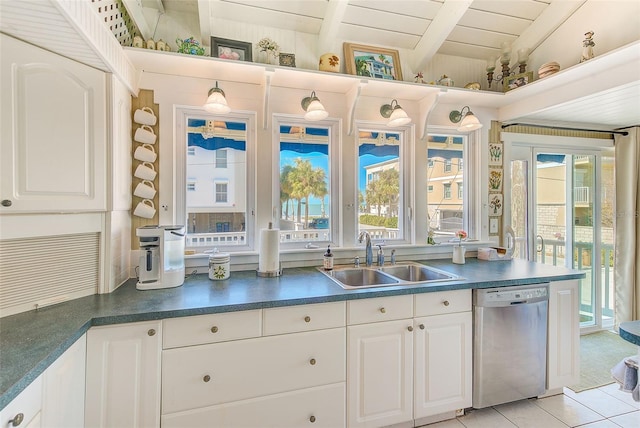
489;194;503;216
489;168;503;192
279;53;296;67
489;143;503;166
504;71;534;91
343;43;403;81
211;37;252;62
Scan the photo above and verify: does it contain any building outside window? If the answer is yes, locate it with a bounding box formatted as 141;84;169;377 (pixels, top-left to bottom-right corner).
444;159;452;172
216;149;227;168
443;183;452;199
215;182;228;203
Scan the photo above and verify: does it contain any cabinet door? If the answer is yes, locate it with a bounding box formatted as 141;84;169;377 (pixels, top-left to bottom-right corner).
414;312;472;419
162;383;345;428
42;335;86;427
0;376;42;428
547;280;580;390
0;34;106;213
85;321;161;428
347;320;413;428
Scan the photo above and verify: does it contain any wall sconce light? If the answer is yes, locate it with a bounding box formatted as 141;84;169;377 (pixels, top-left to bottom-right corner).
203;81;231;114
301;91;329;121
380;99;411;127
449;106;483;131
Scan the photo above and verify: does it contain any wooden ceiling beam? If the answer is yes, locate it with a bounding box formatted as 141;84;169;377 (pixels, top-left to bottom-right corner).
318;0;348;55
409;0;473;73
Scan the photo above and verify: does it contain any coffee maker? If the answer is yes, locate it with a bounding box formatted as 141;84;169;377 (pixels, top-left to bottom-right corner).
136;225;185;290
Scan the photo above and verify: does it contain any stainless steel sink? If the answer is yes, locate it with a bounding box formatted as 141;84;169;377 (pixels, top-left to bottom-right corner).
319;262;462;289
329;268;399;287
379;264;454;282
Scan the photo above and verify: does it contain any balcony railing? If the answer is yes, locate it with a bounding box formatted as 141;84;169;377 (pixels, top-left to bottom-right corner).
574;186;590;204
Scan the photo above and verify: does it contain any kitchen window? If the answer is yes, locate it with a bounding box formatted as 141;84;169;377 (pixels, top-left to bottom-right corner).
357;124;410;244
427;132;476;240
273;116;340;248
176;108;255;252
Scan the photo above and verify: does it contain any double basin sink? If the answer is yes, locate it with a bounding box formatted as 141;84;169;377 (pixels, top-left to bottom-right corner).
318;262;462;289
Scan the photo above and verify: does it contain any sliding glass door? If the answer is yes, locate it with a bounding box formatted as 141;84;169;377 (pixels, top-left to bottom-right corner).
508;143;615;330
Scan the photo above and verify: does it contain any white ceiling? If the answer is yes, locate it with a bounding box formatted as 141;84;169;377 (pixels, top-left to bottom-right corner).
1;0;637;131
135;0;638;131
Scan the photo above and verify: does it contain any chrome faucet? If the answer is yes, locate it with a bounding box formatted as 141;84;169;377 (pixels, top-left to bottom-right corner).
358;231;373;267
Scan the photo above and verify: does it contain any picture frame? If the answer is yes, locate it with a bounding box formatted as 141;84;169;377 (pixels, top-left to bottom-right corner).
343;42;403;81
489;168;503;192
279;53;296;67
489;194;503;216
504;71;534;91
489;143;503;166
211;37;252;62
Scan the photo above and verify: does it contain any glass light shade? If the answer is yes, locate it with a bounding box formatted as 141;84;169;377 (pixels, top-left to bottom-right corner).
486;56;496;72
304;99;329;121
458;112;483;131
387;106;411;127
204;88;231;114
518;48;530;64
501;41;512;55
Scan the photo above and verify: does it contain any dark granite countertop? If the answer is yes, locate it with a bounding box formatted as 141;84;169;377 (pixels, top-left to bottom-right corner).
620;321;640;346
0;258;584;410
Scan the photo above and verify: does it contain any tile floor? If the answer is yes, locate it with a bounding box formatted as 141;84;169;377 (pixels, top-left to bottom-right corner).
425;383;639;428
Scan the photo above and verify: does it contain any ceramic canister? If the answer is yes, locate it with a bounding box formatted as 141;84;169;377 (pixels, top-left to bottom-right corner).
209;252;230;280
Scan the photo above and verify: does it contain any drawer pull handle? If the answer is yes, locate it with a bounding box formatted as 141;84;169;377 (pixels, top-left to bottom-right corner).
379;307;386;314
443;300;450;306
147;329;156;336
211;326;219;333
419;324;425;330
309;358;316;365
407;326;413;332
304;316;311;323
309;415;316;423
9;413;24;426
203;375;211;382
1;199;12;207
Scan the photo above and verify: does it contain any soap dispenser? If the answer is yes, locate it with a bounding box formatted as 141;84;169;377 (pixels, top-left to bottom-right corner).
377;244;385;266
323;245;334;270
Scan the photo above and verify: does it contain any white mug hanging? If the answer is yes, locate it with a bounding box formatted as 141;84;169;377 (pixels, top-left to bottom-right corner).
133;180;156;199
134;144;157;163
134;125;156;144
134;162;157;181
133;199;156;218
133;107;157;126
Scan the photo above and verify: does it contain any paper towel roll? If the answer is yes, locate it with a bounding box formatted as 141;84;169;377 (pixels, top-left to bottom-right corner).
258;226;280;273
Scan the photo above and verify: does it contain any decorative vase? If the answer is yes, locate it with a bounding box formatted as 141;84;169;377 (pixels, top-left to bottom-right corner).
176;37;205;56
319;53;340;73
258;50;278;65
453;246;466;264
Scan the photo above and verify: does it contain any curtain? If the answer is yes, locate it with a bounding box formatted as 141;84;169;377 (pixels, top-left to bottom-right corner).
614;127;640;325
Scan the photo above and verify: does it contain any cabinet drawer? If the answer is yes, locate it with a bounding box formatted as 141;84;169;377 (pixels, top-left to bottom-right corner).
163;310;262;349
414;289;471;317
347;295;413;325
162;328;345;413
263;302;345;335
162;383;345;428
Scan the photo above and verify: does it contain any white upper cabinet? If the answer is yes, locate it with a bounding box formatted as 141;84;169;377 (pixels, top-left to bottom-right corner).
0;34;106;213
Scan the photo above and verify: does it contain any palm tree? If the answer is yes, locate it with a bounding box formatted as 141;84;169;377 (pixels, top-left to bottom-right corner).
280;165;294;220
288;159;328;227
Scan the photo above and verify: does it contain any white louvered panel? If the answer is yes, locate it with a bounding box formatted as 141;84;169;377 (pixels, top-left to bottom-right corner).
0;233;100;316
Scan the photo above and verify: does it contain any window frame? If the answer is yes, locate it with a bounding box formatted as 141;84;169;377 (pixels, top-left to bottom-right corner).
355;121;413;246
176;107;256;253
272;114;341;250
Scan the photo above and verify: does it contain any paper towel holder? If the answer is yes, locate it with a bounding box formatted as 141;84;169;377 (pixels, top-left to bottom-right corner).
256;266;283;277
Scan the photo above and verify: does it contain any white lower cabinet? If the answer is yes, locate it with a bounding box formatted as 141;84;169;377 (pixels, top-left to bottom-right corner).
346;291;472;428
42;334;87;427
347;319;414;428
1;335;86;428
414;312;472;420
85;321;162;428
0;376;43;428
161;303;347;427
547;279;580;391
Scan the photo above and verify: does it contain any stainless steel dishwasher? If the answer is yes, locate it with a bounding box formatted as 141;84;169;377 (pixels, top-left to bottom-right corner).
473;283;549;408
